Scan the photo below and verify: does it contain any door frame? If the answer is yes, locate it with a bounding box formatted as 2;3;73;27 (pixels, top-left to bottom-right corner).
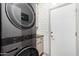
49;3;77;56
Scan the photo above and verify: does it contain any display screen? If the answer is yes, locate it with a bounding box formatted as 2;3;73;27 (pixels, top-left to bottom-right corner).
21;13;29;22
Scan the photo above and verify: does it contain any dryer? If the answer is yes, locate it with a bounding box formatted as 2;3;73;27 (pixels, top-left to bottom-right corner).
0;3;39;56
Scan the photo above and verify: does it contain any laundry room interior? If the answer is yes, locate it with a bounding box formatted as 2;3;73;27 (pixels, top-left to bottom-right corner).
1;3;79;56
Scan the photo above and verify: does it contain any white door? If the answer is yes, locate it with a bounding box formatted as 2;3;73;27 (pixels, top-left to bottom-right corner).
50;4;76;56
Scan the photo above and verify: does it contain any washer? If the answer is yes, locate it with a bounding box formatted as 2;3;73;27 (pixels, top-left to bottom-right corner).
0;3;39;56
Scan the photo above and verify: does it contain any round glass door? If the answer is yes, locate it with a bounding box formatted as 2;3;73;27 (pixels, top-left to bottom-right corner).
5;3;35;29
16;47;39;56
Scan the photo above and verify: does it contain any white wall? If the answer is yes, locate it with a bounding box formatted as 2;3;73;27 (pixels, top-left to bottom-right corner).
36;3;51;55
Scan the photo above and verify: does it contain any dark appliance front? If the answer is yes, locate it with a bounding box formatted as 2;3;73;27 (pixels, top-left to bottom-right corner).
0;3;39;56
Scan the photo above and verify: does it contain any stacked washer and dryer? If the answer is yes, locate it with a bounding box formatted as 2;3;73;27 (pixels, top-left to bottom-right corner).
0;3;39;56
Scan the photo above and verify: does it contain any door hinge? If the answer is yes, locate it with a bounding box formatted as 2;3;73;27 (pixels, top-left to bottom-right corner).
76;8;77;13
75;32;77;37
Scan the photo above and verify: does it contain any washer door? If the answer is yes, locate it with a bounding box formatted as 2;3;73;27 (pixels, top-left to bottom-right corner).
16;47;39;56
5;3;35;29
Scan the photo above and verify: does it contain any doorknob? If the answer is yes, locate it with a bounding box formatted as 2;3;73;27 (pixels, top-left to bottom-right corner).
50;32;54;40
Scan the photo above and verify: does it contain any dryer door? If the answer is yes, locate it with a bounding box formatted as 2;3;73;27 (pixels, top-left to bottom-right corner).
5;3;35;29
16;47;39;56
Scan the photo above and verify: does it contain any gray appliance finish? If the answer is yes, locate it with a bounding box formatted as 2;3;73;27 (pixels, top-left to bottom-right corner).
0;3;39;56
